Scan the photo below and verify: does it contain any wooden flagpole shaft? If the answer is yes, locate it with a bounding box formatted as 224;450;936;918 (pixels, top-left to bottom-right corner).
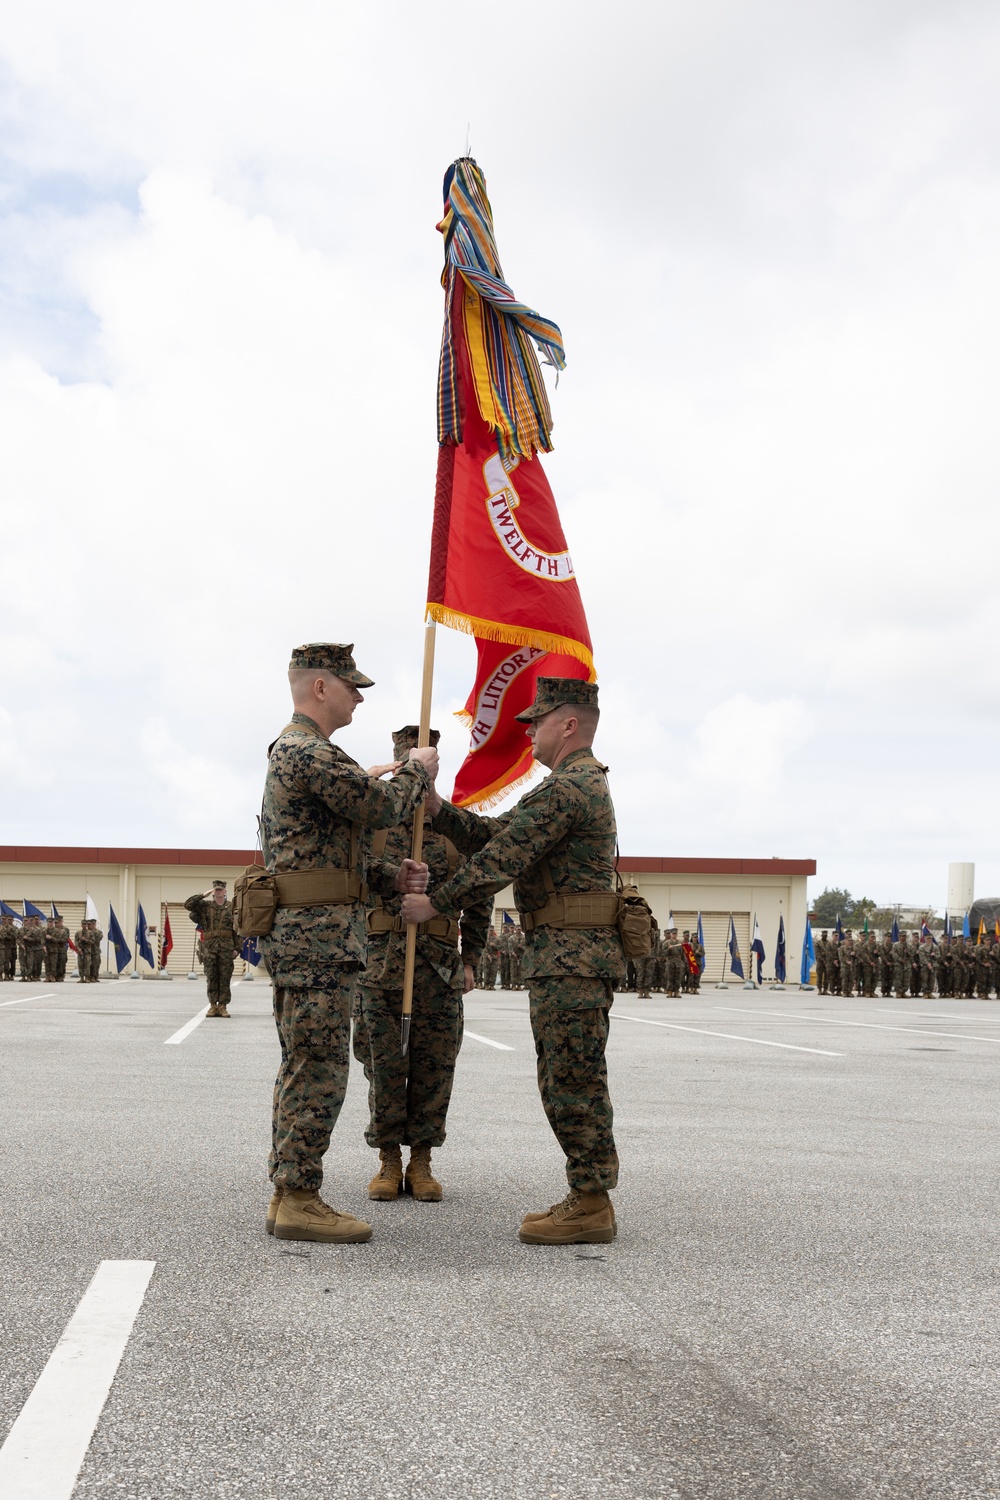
401;621;437;1055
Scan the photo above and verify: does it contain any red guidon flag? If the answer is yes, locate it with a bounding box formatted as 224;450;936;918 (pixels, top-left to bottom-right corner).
428;159;593;807
159;905;173;969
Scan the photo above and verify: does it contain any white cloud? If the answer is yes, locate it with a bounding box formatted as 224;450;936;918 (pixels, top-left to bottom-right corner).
1;1;999;906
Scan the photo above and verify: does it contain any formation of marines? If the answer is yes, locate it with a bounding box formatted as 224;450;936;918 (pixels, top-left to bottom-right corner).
815;930;1000;999
632;925;704;998
259;643;624;1248
0;913;80;982
476;921;525;989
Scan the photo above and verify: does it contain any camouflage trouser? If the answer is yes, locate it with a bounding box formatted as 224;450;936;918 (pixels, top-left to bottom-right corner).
529;976;618;1194
635;955;657;993
44;947;67;982
880;963;893;996
359;969;464;1148
269;966;356;1192
0;944;16;979
893;963;909;997
499;953;512;988
84;946;102;981
665;958;684;995
20;946;43;981
203;946;235;1005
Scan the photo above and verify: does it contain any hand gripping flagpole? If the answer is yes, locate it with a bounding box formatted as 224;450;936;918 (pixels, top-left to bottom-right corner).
400;620;437;1056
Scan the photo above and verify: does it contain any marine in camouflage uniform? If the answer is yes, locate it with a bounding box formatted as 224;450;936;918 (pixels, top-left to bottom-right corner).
402;677;622;1246
477;928;500;990
857;934;877;998
259;643;435;1246
18;916;45;981
838;935;856;998
917;934;937;997
663;929;685;997
975;941;993;1000
184;882;242;1016
44;916;70;982
686;931;705;994
635;918;659;998
815;933;831;994
0;915;18;980
360;726;490;1202
878;934;894;997
75;919;103;982
937;936;954;997
892;933;910;998
909;936;921;1000
510;923;526;989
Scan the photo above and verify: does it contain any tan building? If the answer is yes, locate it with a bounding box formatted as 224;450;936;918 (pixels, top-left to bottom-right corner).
1;846;815;983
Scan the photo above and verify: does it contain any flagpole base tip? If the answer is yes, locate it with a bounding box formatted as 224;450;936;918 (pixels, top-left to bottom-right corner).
715;983;729;990
742;981;757;990
400;1015;411;1057
769;984;786;991
187;972;199;981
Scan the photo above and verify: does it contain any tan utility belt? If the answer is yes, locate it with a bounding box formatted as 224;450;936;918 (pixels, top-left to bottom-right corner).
521;891;620;932
274;869;368;906
367;909;460;947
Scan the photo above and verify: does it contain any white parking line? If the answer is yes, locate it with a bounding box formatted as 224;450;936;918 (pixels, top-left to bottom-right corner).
613;1012;843;1056
0;991;56;1008
164;979;242;1044
717;1006;1000;1045
164;1006;209;1044
0;1259;155;1500
464;1028;514;1051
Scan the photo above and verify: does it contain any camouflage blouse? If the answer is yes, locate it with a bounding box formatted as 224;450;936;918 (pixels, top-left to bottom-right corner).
260;712;431;988
366;814;491;991
429;748;624;981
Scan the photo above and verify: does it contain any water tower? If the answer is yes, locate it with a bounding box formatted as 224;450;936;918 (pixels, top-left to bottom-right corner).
947;863;974;918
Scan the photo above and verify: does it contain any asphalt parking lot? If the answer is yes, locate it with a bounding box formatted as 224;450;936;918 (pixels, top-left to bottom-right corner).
1;977;998;1499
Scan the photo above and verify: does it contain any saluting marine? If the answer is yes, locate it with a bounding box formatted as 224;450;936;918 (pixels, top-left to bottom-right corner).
184;881;242;1017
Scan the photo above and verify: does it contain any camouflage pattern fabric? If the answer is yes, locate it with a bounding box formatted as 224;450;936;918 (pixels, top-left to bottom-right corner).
838;938;855;997
270;968;357;1192
75;927;103;981
429;747;623;1191
878;937;894;996
663;936;685;996
359;813;487;1147
0;919;18;979
431;749;623;986
184;894;241;1004
360;964;464;1147
259;710;430;1191
259;711;430;987
530;977;618;1193
43;922;70;981
815;937;830;993
18;922;44;980
184;894;241;952
892;938;910;997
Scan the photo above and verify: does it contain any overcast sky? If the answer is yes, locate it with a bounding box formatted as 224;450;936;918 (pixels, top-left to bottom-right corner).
1;0;998;910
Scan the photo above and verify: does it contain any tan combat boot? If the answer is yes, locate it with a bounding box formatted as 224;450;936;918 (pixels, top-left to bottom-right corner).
266;1186;282;1234
518;1189;615;1245
206;1002;221;1017
217;1003;231;1017
522;1190;617;1238
404;1144;443;1202
273;1189;372;1244
368;1146;404;1201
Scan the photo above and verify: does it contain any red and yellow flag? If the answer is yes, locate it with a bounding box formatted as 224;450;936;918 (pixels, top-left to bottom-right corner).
428;159;593;807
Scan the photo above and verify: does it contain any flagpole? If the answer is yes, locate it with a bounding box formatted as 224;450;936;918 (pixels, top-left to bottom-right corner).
400;620;437;1056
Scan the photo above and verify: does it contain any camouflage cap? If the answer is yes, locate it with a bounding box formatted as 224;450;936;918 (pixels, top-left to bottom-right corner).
288;643;374;687
514;676;599;724
392;725;440;758
212;880;227;889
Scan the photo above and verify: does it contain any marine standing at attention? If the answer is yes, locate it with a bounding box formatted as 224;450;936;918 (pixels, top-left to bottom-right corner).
259;643;438;1246
402;676;623;1247
184;881;242;1017
44;915;71;982
0;915;18;980
361;725;490;1204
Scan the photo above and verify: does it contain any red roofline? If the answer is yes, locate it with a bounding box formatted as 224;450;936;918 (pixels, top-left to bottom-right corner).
0;846;813;875
0;846;262;866
617;857;816;876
